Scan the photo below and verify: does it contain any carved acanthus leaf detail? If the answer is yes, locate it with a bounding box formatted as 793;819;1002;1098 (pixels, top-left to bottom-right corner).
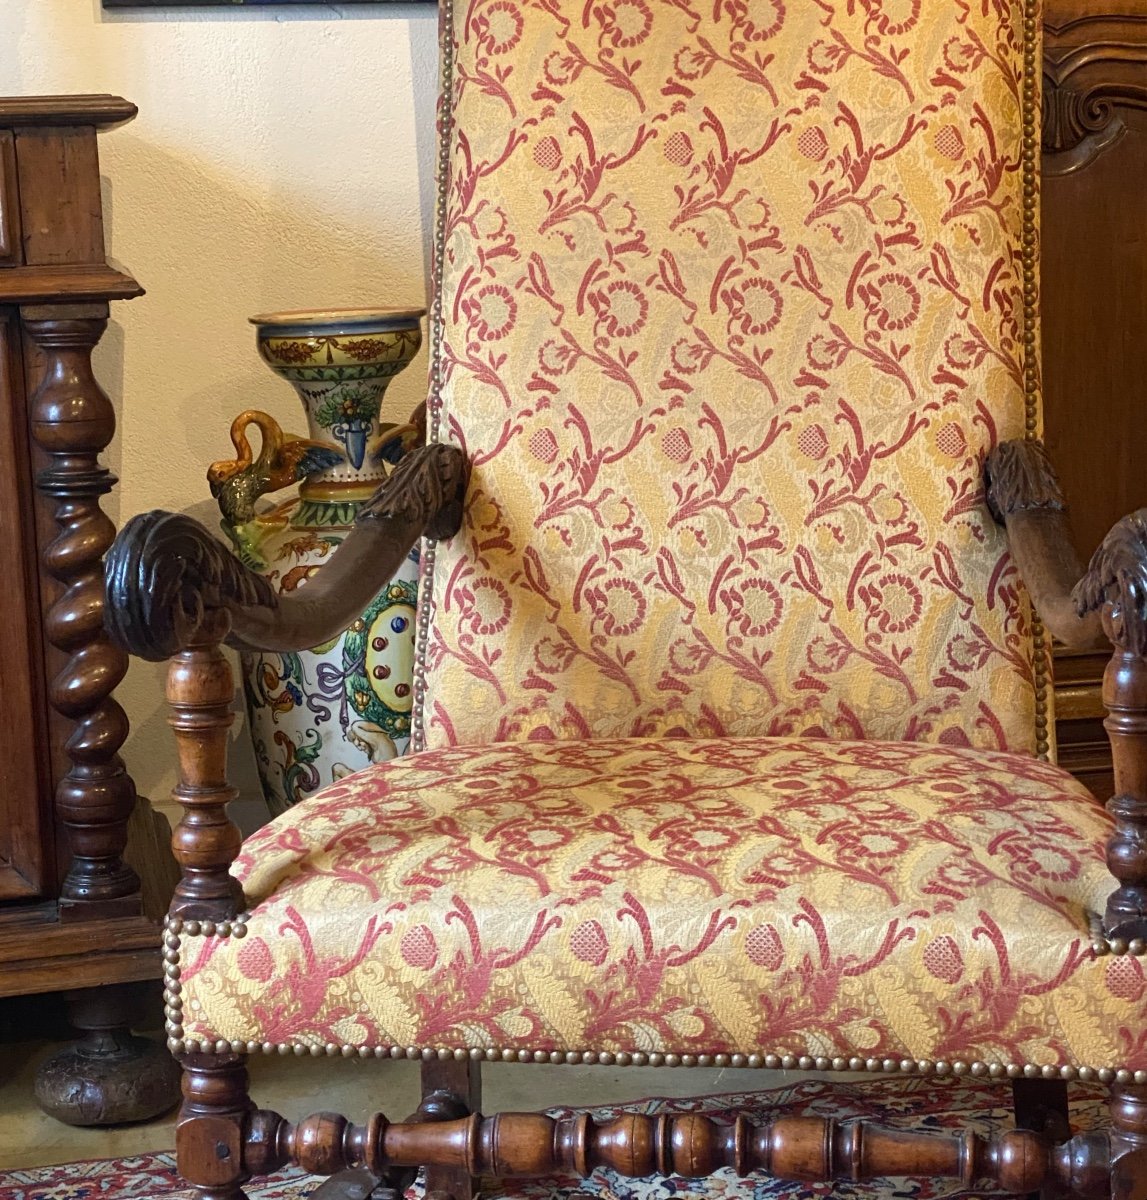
983;439;1067;525
1074;510;1147;656
359;441;468;540
104;511;276;662
105;442;470;662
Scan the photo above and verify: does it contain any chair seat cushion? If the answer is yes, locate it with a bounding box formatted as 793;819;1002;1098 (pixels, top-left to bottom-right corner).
170;737;1146;1074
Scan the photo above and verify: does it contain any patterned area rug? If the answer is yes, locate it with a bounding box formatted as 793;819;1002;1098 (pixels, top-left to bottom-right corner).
0;1077;1108;1200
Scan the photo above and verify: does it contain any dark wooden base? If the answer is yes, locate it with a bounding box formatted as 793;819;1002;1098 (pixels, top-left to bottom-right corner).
172;1055;1141;1200
33;982;181;1126
0;907;168;999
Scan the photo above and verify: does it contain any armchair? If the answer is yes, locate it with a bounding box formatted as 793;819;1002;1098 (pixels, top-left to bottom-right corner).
105;1;1147;1198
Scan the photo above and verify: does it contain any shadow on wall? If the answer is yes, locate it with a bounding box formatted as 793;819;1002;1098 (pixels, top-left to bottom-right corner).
107;130;434;825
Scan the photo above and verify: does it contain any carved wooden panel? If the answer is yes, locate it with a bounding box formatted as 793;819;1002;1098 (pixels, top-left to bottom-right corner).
0;133;20;267
1042;0;1147;797
0;308;52;899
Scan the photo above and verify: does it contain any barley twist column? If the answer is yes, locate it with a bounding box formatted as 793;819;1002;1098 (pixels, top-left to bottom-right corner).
24;302;140;917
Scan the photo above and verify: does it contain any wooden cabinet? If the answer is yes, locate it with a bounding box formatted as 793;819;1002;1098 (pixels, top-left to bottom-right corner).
1042;2;1147;798
0;96;179;1126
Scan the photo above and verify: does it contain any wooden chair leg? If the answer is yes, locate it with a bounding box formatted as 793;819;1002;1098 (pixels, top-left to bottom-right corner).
1013;1079;1071;1200
312;1060;481;1200
176;1053;253;1200
1112;1086;1147;1200
1014;1078;1071;1143
420;1058;481;1200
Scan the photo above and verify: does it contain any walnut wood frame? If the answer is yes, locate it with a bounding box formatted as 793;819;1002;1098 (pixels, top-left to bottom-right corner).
987;439;1147;943
101;431;1147;1200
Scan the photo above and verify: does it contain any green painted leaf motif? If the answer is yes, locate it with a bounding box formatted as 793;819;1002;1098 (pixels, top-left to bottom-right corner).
314;384;381;429
293;728;324;765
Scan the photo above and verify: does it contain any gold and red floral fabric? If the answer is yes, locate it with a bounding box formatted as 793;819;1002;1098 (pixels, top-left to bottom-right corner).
415;0;1041;752
176;738;1144;1070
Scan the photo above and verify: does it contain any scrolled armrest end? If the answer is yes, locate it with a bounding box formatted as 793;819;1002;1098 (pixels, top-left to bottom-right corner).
983;440;1104;649
104;510;276;661
1073;510;1147;657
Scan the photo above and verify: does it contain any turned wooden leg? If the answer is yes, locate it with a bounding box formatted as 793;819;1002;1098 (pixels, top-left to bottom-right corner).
1014;1078;1071;1144
166;640;246;922
1100;647;1147;941
421;1058;481;1200
33;981;181;1126
1112;1086;1147;1200
1075;521;1147;941
1013;1079;1071;1200
177;1053;253;1200
312;1059;482;1200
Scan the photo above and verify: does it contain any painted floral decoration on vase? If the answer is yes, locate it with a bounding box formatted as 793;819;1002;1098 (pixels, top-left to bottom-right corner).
210;308;425;815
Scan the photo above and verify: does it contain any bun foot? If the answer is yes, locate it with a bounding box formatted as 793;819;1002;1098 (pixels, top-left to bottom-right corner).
33;984;181;1126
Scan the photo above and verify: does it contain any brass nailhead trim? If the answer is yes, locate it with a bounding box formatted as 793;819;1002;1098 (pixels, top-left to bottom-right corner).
1019;0;1051;760
411;0;458;754
1088;914;1147;956
161;916;1147;1082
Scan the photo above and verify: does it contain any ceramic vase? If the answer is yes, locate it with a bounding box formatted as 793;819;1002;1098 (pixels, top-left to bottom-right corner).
211;307;425;816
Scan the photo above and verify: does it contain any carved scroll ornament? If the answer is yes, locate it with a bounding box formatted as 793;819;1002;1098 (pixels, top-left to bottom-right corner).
105;442;468;662
1075;510;1147;657
1043;43;1147;175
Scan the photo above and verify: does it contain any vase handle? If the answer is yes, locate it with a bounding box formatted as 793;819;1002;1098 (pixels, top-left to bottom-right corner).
208;409;344;528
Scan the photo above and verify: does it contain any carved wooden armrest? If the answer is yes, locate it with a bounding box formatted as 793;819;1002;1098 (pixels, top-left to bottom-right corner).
1074;511;1147;941
106;442;467;660
103;443;467;921
984;440;1106;650
988;442;1147;940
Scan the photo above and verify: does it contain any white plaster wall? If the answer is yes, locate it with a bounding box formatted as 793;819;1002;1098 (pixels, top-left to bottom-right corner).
2;0;439;816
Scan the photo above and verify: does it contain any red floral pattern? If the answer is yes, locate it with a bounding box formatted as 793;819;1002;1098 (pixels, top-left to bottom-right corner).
415;0;1042;752
176;738;1143;1070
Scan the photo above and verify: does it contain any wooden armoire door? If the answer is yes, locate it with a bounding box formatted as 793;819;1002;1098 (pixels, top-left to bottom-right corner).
1043;0;1147;797
0;307;53;901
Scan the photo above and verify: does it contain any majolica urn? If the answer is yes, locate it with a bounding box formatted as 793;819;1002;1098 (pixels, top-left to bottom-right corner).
210;307;425;815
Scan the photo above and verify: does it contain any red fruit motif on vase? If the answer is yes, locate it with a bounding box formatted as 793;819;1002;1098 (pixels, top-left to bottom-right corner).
416;0;1042;755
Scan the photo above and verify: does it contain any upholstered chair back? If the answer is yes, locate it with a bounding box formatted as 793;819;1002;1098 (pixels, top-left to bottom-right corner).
415;0;1043;754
